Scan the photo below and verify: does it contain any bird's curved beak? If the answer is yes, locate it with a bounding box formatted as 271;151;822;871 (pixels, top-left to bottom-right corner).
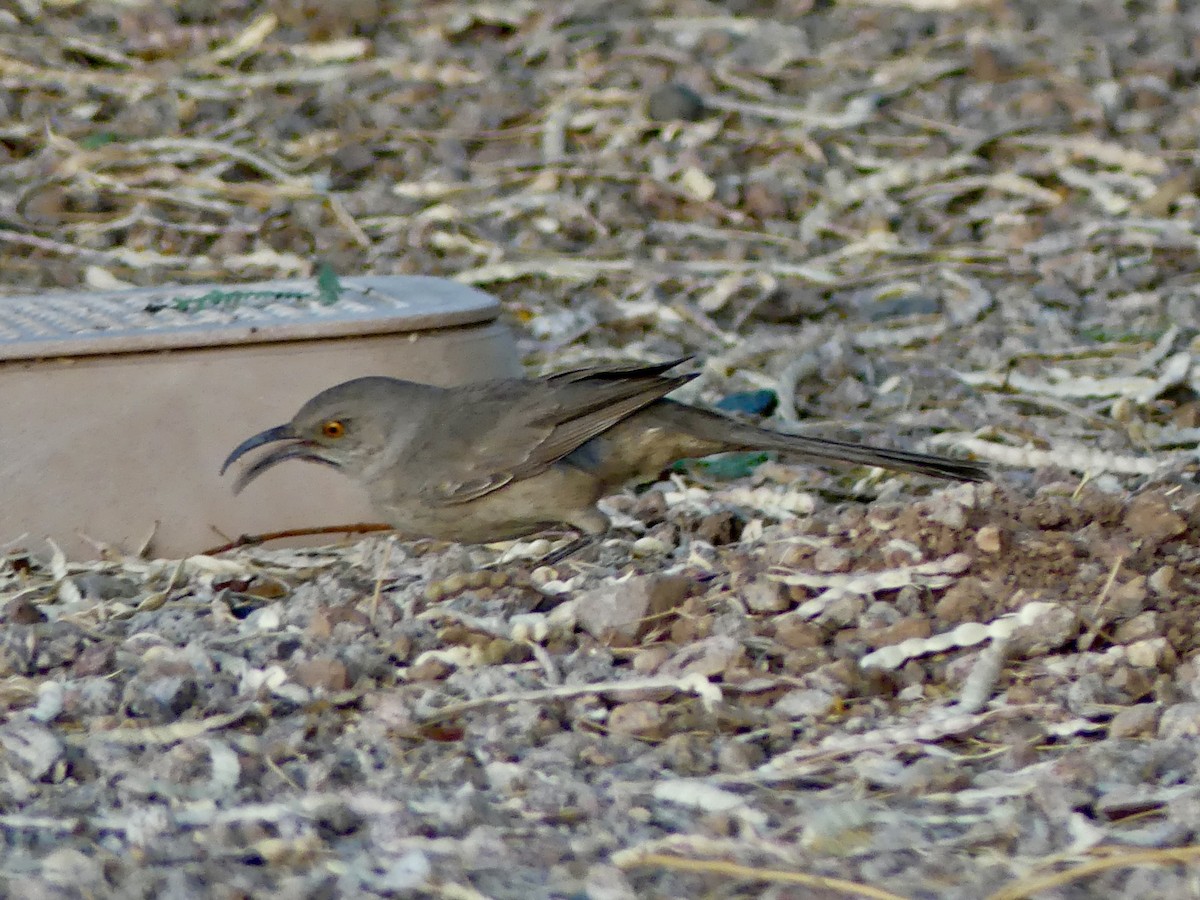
220;424;340;494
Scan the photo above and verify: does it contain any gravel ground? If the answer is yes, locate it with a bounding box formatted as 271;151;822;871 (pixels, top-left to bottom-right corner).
5;1;1200;897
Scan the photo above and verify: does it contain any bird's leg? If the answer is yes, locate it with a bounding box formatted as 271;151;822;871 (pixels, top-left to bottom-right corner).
536;533;596;566
526;504;614;566
480;507;607;570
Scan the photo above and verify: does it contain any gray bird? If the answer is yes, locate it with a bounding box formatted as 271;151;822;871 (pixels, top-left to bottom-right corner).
221;359;988;544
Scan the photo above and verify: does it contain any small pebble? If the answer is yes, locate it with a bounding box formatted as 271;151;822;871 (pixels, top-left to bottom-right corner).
3;597;46;624
813;546;852;574
29;682;65;724
509;613;549;643
607;701;666;738
1149;565;1180;596
742;578;789;613
974;525;1005;554
773;688;836;718
865;292;941;320
75;573;139;600
292;658;350;692
1112;611;1158;645
1125;637;1169;670
1108;703;1160;738
632;536;671;556
584;863;638;900
1159;702;1200;739
647;82;706;121
1124;491;1186;544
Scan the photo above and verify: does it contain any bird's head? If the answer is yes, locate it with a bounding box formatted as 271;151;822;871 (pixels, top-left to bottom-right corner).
220;377;419;493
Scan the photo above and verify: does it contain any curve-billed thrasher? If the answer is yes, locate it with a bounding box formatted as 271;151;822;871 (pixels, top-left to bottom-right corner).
221;359;987;543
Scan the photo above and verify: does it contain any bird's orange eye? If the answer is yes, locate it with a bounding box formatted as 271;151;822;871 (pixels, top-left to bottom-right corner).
321;420;346;439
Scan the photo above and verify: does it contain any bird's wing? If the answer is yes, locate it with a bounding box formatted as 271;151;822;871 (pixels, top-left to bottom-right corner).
416;361;696;505
541;356;691;384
